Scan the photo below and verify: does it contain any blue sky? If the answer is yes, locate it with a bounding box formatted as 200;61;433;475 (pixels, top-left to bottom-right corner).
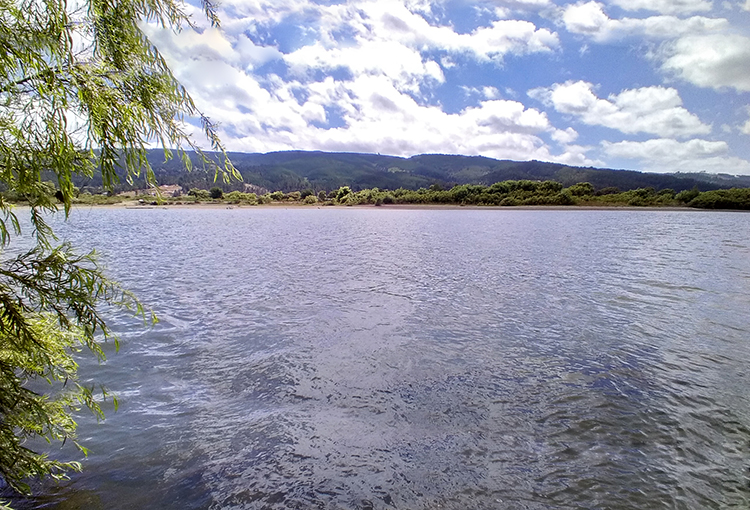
146;0;750;174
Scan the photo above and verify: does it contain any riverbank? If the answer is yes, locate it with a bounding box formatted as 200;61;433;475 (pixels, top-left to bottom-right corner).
70;200;712;212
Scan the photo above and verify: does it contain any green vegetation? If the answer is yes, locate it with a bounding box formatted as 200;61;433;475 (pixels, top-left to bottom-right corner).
0;0;232;503
166;181;750;210
683;188;750;209
51;149;750;197
6;179;750;211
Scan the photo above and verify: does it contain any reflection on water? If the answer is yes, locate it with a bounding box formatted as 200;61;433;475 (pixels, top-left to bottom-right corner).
8;208;750;509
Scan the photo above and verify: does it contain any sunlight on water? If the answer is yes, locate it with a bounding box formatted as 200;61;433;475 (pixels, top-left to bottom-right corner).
8;208;750;509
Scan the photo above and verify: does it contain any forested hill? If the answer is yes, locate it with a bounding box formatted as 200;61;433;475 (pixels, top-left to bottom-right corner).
77;150;750;193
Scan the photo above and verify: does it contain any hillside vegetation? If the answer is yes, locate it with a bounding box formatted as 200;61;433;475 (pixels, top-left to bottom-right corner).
63;181;750;211
47;150;750;195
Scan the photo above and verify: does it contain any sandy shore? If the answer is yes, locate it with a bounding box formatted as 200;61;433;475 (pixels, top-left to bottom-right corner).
70;200;711;212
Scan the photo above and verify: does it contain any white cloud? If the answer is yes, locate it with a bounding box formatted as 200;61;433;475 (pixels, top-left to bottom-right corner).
605;138;726;158
529;81;711;138
171;64;592;164
741;109;750;135
551;127;579;144
606;0;713;15
285;40;445;94
352;2;560;63
144;22;284;73
460;86;503;99
660;34;750;92
224;0;559;66
603;138;750;174
484;0;552;8
139;0;589;166
143;0;750;176
744;0;750;10
483;86;501;99
562;1;727;42
215;0;311;25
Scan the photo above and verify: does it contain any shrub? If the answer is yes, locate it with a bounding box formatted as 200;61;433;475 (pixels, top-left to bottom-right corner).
225;190;243;202
188;188;211;200
564;182;594;197
676;188;700;203
596;187;620;196
688;188;750;209
335;186;352;202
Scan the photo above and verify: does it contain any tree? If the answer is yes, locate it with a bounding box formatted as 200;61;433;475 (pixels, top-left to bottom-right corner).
0;0;234;500
335;186;351;202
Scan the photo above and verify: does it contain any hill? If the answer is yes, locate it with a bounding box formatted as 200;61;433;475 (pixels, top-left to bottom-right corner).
70;150;750;194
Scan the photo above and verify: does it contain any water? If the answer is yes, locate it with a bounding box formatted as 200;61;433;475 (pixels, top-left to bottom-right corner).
7;207;750;509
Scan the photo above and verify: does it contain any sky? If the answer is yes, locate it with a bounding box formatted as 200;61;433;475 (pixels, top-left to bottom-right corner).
145;0;750;174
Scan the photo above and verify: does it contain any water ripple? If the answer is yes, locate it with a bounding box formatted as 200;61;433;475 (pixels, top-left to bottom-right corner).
10;208;750;510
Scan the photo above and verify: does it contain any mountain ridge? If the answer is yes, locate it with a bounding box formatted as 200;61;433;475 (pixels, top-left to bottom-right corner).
78;150;750;194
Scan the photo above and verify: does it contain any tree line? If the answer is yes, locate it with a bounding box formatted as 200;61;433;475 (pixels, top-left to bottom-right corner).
102;181;750;210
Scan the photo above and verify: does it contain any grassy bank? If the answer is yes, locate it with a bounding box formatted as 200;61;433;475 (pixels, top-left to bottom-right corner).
7;181;750;210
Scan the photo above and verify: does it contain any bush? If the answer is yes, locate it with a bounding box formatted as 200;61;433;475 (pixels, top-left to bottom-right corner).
209;187;224;199
564;182;594;197
596;187;620;196
335;186;352;202
303;195;318;204
188;188;211;200
225;190;242;202
676;188;700;203
688;188;750;209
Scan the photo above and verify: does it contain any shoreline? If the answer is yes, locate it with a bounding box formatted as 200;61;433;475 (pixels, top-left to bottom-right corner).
64;201;724;212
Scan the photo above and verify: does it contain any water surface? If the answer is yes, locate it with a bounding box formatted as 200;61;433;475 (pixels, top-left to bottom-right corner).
10;207;750;509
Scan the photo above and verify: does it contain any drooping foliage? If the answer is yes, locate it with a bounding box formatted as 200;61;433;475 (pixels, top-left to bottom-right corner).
0;0;233;499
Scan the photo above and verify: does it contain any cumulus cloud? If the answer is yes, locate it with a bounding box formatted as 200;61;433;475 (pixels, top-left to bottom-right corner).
603;139;750;174
460;86;502;99
660;34;750;92
741;111;750;135
606;0;713;15
184;69;591;163
551;127;579;144
147;24;589;165
481;0;552;9
141;0;746;175
138;0;586;165
285;40;445;94
562;1;727;42
528;81;711;138
333;2;560;63
225;0;559;65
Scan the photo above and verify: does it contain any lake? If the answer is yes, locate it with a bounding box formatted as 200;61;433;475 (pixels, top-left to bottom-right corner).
9;207;750;509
